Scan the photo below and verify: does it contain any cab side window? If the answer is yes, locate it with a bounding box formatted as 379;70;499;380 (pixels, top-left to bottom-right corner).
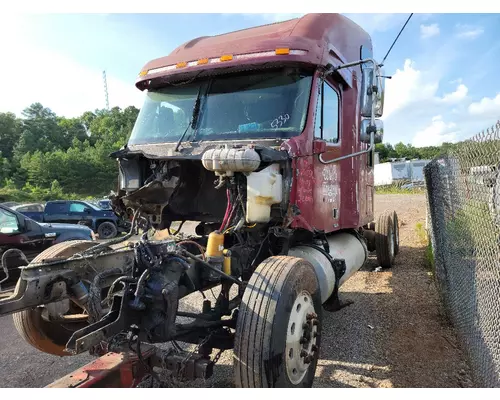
313;80;340;143
69;203;87;213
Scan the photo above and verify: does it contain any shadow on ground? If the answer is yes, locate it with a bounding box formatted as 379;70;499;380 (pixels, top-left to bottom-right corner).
194;245;473;388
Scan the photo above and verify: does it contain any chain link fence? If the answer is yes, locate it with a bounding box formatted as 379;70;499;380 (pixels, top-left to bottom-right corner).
424;121;500;388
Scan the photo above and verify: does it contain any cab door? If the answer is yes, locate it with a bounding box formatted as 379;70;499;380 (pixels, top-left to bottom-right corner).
311;78;342;232
68;202;92;228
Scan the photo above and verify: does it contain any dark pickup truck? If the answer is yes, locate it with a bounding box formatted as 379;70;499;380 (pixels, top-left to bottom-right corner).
19;200;130;239
0;204;95;286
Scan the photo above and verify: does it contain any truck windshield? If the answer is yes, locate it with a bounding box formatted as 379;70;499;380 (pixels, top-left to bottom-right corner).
128;69;313;145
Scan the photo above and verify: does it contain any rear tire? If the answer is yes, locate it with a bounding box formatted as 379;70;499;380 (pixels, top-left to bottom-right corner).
233;256;322;388
13;240;107;356
392;211;400;256
97;221;117;239
375;211;396;268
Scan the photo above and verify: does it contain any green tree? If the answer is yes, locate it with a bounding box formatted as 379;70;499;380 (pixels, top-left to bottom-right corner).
0;112;22;160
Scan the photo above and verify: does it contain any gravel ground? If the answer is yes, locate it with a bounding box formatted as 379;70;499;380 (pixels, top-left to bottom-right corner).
0;194;473;388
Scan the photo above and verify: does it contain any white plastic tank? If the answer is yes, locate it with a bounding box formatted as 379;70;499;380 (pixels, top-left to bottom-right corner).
246;164;283;223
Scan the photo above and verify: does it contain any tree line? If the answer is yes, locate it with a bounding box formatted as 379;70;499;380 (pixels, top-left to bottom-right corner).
0;103;139;203
374;142;456;163
0;102;456;203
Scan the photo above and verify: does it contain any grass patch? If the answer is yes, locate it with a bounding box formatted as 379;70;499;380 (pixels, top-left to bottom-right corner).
375;184;426;195
415;222;428;245
415;221;435;273
425;242;435;273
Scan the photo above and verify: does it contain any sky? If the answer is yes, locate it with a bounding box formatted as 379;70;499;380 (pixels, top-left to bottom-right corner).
1;12;500;147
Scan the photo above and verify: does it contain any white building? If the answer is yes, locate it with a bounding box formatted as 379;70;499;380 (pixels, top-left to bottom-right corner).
374;159;431;186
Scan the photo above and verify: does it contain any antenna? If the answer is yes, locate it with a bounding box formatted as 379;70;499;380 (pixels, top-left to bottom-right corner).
102;70;110;110
380;13;414;67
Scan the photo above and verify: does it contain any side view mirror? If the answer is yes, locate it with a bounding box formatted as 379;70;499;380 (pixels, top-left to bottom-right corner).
360;119;384;144
84;207;92;214
360;64;385;118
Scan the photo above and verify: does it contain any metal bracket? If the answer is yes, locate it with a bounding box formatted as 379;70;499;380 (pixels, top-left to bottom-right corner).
322;258;353;312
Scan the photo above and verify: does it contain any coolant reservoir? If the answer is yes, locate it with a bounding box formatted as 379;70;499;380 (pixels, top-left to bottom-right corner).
246;164;282;223
201;146;260;176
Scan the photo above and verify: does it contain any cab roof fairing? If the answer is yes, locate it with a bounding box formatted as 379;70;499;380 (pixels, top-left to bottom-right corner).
134;13;372;91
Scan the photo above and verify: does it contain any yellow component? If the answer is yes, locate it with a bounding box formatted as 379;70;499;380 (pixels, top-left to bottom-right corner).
220;54;233;62
247;223;257;228
139;70;148;76
206;231;225;258
275;48;290;55
223;249;231;275
197;58;209;65
176;61;187;68
152;228;170;240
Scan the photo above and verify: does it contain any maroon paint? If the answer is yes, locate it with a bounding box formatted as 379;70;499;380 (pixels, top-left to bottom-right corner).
134;13;375;233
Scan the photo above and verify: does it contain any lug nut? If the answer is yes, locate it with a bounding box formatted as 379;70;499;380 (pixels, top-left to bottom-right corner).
300;350;308;358
304;356;312;364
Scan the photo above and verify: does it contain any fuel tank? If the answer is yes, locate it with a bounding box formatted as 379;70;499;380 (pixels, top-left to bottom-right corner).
288;232;368;303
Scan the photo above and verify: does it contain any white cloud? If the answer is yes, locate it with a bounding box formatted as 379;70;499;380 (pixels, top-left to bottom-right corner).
379;58;484;147
455;23;484;39
420;23;440;39
382;59;439;120
412;116;458;147
468;94;500;118
0;17;144;118
0;48;144;118
440;84;469;103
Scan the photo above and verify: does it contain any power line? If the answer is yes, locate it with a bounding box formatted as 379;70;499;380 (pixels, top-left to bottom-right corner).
380;13;414;67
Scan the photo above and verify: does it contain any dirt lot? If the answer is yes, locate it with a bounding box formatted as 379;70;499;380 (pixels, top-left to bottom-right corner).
0;194;473;388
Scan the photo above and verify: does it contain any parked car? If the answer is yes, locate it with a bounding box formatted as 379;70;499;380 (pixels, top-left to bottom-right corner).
0;204;95;287
10;203;45;213
16;200;130;239
0;202;20;208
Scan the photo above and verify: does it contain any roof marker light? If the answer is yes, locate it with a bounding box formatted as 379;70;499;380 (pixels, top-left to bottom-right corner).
176;62;187;68
220;54;233;62
275;48;290;55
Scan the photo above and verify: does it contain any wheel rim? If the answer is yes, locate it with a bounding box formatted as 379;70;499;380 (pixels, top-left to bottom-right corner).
285;290;319;385
101;224;112;238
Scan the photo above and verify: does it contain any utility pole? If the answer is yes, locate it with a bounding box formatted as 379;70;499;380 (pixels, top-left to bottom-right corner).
102;70;110;110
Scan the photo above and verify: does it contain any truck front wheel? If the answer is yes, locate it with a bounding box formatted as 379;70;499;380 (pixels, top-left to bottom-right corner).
97;221;117;239
233;256;322;388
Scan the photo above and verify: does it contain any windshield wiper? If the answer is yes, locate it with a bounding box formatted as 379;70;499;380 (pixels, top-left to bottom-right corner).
174;86;203;152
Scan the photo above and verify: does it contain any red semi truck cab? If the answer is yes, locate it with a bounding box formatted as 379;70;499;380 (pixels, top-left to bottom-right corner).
118;13;385;236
